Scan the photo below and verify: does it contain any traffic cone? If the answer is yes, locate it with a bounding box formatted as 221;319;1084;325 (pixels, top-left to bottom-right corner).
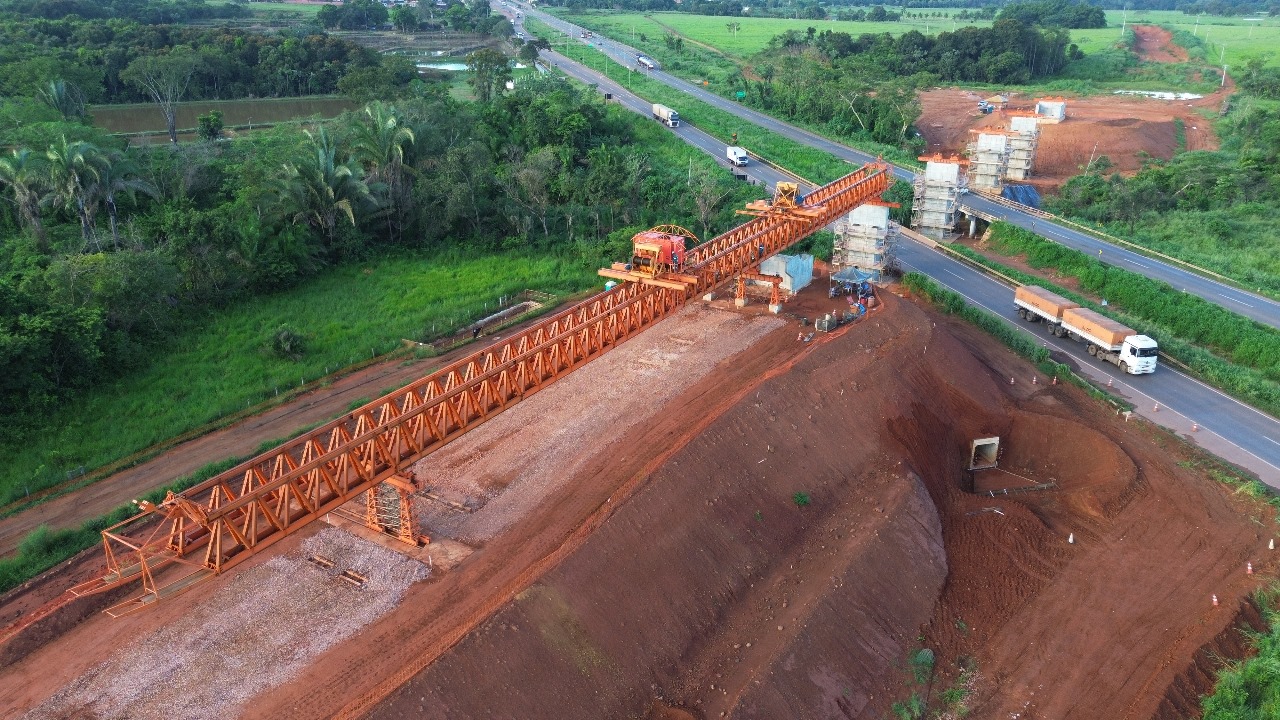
1032;376;1038;385
1153;403;1160;412
1192;422;1199;432
1270;538;1274;551
1248;562;1254;575
1010;377;1015;385
1212;594;1219;607
1107;378;1113;387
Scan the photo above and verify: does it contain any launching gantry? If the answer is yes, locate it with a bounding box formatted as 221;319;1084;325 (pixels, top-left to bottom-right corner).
62;162;893;618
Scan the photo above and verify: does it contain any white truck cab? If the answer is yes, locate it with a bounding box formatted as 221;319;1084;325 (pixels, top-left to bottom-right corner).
726;146;748;166
1119;335;1159;374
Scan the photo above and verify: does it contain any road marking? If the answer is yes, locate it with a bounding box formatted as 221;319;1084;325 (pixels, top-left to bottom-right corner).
1266;436;1280;447
943;268;966;280
1220;293;1255;308
1127;260;1150;269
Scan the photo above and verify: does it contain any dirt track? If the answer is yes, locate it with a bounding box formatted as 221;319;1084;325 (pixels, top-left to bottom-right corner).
2;280;1275;719
0;319;558;558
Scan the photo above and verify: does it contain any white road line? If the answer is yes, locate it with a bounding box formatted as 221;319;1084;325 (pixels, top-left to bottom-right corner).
1266;436;1280;447
1220;293;1255;308
1128;260;1150;269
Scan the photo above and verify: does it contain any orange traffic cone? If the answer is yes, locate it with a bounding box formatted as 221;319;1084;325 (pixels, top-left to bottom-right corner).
1212;594;1219;607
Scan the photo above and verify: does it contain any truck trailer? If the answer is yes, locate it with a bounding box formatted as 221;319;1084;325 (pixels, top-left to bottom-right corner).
652;103;680;128
1014;285;1157;374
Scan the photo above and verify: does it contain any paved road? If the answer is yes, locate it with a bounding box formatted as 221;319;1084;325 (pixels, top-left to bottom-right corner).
514;4;1280;330
509;7;1280;487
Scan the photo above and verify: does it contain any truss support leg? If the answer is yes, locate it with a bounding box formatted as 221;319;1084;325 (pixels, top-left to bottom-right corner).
769;285;782;314
363;481;428;547
734;276;747;308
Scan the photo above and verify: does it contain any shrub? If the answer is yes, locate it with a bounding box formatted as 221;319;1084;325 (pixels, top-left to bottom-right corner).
270;324;308;361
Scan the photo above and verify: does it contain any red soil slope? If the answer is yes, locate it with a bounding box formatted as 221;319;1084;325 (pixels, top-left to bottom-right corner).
2;289;1272;720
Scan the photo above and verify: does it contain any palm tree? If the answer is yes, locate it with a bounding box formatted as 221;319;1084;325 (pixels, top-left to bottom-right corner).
85;151;159;249
39;80;88;122
0;149;51;252
275;128;380;252
349;102;415;242
45;136;106;251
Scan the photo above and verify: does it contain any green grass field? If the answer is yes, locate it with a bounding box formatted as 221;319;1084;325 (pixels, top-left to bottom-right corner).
551;8;1280;71
1108;9;1280;67
547;10;993;60
245;1;328;17
0;250;597;507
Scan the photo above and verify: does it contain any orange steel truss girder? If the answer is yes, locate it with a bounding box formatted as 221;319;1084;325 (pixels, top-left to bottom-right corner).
71;162;893;610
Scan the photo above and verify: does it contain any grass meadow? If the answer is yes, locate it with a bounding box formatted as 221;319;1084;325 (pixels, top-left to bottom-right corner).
0;250;597;507
548;10;993;60
1104;9;1280;68
551;8;1280;75
245;1;329;18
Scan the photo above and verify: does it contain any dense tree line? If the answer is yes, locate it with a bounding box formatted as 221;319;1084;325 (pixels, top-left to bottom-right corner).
0;79;749;415
997;0;1107;28
1051;107;1279;229
0;16;414;106
0;0;249;23
770;19;1073;84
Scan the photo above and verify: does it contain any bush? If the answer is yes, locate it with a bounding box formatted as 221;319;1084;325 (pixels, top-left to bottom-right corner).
270;324;308;361
792;491;811;507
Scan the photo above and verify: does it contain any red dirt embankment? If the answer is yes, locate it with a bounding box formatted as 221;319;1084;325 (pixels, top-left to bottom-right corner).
3;289;1274;720
365;293;1275;719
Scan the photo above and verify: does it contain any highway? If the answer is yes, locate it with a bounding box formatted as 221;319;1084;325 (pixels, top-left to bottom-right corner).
507;9;1280;486
514;4;1280;330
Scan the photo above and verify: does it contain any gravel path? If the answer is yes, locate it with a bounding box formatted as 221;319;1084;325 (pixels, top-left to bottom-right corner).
24;529;427;720
412;303;784;543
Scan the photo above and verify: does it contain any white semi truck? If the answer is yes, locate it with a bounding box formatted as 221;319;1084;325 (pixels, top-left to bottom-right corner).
726;146;748;166
1014;285;1157;374
652;103;680;128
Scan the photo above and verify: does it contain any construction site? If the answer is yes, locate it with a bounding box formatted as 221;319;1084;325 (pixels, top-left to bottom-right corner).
916;80;1225;195
0;163;1274;720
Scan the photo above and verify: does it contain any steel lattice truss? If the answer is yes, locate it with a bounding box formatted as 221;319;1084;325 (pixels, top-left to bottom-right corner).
69;162;893;615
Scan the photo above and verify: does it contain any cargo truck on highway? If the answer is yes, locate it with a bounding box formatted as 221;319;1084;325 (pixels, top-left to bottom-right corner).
1014;285;1158;374
726;146;748;166
652;103;680;128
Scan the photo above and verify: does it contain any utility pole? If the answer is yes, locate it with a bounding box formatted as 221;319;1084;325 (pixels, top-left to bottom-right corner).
1120;4;1128;35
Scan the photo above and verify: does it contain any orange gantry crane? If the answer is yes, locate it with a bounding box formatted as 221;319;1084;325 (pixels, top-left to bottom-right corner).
67;161;894;617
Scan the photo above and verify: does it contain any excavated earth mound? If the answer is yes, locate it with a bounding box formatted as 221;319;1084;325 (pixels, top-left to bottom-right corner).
1;289;1273;720
370;293;1275;720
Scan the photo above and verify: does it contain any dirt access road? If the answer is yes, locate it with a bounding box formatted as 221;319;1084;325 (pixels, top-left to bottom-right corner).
0;314;561;557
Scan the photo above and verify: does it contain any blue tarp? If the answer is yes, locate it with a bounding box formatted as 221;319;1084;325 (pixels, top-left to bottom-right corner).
832;266;881;284
1002;185;1041;208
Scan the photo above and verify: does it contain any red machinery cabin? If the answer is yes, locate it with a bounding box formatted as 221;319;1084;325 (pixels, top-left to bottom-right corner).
630;230;687;277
